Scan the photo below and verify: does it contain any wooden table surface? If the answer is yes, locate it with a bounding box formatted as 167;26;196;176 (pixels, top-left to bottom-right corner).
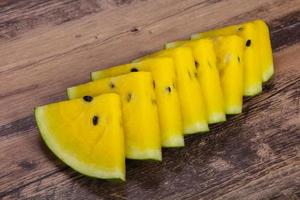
0;0;299;199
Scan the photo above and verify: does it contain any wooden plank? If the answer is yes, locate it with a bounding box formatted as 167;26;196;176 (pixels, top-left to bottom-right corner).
1;43;299;199
0;0;299;199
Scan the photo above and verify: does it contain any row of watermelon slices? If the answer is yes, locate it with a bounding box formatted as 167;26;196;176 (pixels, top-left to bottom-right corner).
35;19;274;181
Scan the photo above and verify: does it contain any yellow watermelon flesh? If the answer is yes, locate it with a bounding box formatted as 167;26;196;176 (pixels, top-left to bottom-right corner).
191;21;264;96
253;19;274;82
35;93;126;180
166;39;226;124
67;72;161;161
213;35;245;114
91;57;184;148
134;47;209;134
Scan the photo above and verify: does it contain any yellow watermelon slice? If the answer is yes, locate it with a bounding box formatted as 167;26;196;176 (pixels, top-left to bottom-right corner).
166;39;226;123
91;57;184;148
191;21;265;96
67;72;162;161
134;47;209;134
35;93;126;180
253;19;274;82
213;35;245;114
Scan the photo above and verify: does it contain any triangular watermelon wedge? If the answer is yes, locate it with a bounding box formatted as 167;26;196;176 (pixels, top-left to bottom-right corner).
67;72;162;161
35;93;126;180
91;57;184;148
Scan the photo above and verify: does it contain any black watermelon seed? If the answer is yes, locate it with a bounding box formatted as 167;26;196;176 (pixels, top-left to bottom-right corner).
246;39;251;47
131;68;138;72
92;116;99;126
195;61;199;69
238;27;243;31
152;99;157;105
110;82;115;89
127;93;132;102
83;96;93;102
153;80;156;89
166;86;171;93
238;56;240;63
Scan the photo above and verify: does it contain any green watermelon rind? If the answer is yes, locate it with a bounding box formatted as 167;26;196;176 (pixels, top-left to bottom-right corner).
162;135;185;148
207;113;227;124
126;148;162;161
262;64;274;82
243;84;262;96
183;122;209;135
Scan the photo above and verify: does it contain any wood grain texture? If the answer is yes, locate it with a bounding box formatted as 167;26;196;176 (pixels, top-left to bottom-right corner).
0;0;299;199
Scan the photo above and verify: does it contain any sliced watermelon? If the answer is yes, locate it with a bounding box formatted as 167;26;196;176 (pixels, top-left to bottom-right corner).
166;39;226;123
134;47;209;134
192;21;263;96
213;35;245;114
91;57;184;148
67;72;162;161
253;19;274;82
35;93;126;180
